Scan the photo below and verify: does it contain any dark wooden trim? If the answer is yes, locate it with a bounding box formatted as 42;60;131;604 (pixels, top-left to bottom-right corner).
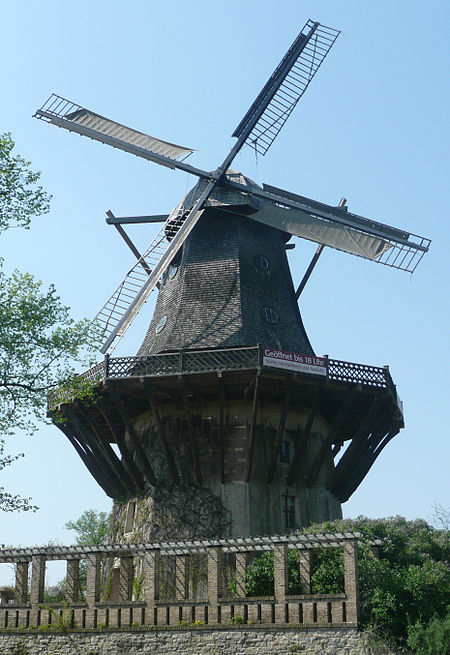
218;373;225;485
286;384;321;486
58;417;117;498
266;374;295;485
76;404;137;494
97;401;146;491
327;396;388;491
305;392;356;488
108;384;157;487
143;381;180;485
180;377;203;486
246;371;261;483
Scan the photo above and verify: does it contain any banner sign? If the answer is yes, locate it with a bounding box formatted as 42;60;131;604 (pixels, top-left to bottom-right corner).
262;347;327;376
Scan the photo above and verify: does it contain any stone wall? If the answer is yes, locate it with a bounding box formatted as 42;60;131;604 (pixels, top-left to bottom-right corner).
0;627;373;655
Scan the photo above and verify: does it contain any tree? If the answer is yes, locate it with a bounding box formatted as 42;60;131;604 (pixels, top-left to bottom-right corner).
0;133;98;512
64;509;110;545
239;516;450;653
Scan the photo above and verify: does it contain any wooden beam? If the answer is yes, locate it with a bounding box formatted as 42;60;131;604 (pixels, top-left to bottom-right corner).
58;417;117;498
63;407;123;495
143;381;180;485
266;374;295;485
180;377;203;486
246;371;261;483
108;384;157;487
327;396;388;491
218;373;225;484
305;392;355;488
286;384;321;487
97;401;146;491
76;404;137;495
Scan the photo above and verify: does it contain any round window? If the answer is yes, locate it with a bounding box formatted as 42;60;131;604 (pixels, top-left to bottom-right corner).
168;264;178;280
254;255;270;271
155;315;168;334
261;306;279;324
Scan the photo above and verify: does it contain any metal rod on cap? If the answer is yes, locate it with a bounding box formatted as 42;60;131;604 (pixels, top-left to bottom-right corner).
295;197;347;299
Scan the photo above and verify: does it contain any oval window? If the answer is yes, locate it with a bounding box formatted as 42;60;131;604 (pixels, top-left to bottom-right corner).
254;255;269;271
261;306;279;324
156;315;168;334
168;264;178;280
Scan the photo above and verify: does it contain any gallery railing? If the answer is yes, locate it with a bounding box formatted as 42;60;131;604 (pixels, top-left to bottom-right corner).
0;532;376;630
49;345;398;409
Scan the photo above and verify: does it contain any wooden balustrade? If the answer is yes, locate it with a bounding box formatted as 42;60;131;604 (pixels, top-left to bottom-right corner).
0;532;374;630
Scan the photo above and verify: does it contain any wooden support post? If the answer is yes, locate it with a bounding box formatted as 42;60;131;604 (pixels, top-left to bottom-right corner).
142;550;160;625
30;555;45;625
86;553;102;627
299;550;311;594
246;371;261;482
15;562;29;604
144;381;180;485
119;556;134;601
273;544;288;623
218;373;225;484
343;540;359;625
98;401;145;491
235;552;248;598
77;404;136;494
207;547;222;623
175;555;189;600
180;377;203;485
267;375;294;484
109;384;157;486
306;392;355;487
287;385;321;486
65;559;80;603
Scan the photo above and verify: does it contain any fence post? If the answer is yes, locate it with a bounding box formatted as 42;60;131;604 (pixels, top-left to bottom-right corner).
30;555;46;625
207;546;222;623
119;556;134;601
235;552;248;598
273;544;288;623
86;553;102;627
142;549;160;625
15;562;29;604
299;550;311;593
343;539;359;625
175;555;188;600
65;559;80;603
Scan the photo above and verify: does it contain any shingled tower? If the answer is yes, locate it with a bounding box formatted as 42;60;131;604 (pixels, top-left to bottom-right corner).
38;19;429;544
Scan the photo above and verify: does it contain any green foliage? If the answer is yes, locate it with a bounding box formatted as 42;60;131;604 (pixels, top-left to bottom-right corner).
407;614;450;655
64;509;110;545
0;133;99;512
234;516;450;653
0;133;50;233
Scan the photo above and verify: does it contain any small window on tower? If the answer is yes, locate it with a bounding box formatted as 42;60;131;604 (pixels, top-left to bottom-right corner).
282;495;295;529
280;440;290;464
168;263;178;280
156;315;167;334
254;254;270;271
124;501;136;535
261;306;279;324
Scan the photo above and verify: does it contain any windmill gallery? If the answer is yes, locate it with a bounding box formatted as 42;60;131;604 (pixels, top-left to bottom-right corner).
33;20;430;543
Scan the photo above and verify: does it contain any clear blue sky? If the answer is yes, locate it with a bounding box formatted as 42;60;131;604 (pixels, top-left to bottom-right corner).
1;0;449;582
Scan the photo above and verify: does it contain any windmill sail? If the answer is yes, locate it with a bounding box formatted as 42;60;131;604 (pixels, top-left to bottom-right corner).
232;20;340;156
250;203;392;260
34;94;206;175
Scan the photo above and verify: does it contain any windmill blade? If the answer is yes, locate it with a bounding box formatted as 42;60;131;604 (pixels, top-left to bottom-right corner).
250;202;392;261
96;178;218;353
254;184;430;272
232;20;340;156
34;94;209;179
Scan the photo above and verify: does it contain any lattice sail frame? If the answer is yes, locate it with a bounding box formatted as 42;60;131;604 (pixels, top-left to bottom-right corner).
232;20;340;156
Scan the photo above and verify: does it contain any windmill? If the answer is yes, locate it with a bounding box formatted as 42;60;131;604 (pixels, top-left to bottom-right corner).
37;20;430;541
